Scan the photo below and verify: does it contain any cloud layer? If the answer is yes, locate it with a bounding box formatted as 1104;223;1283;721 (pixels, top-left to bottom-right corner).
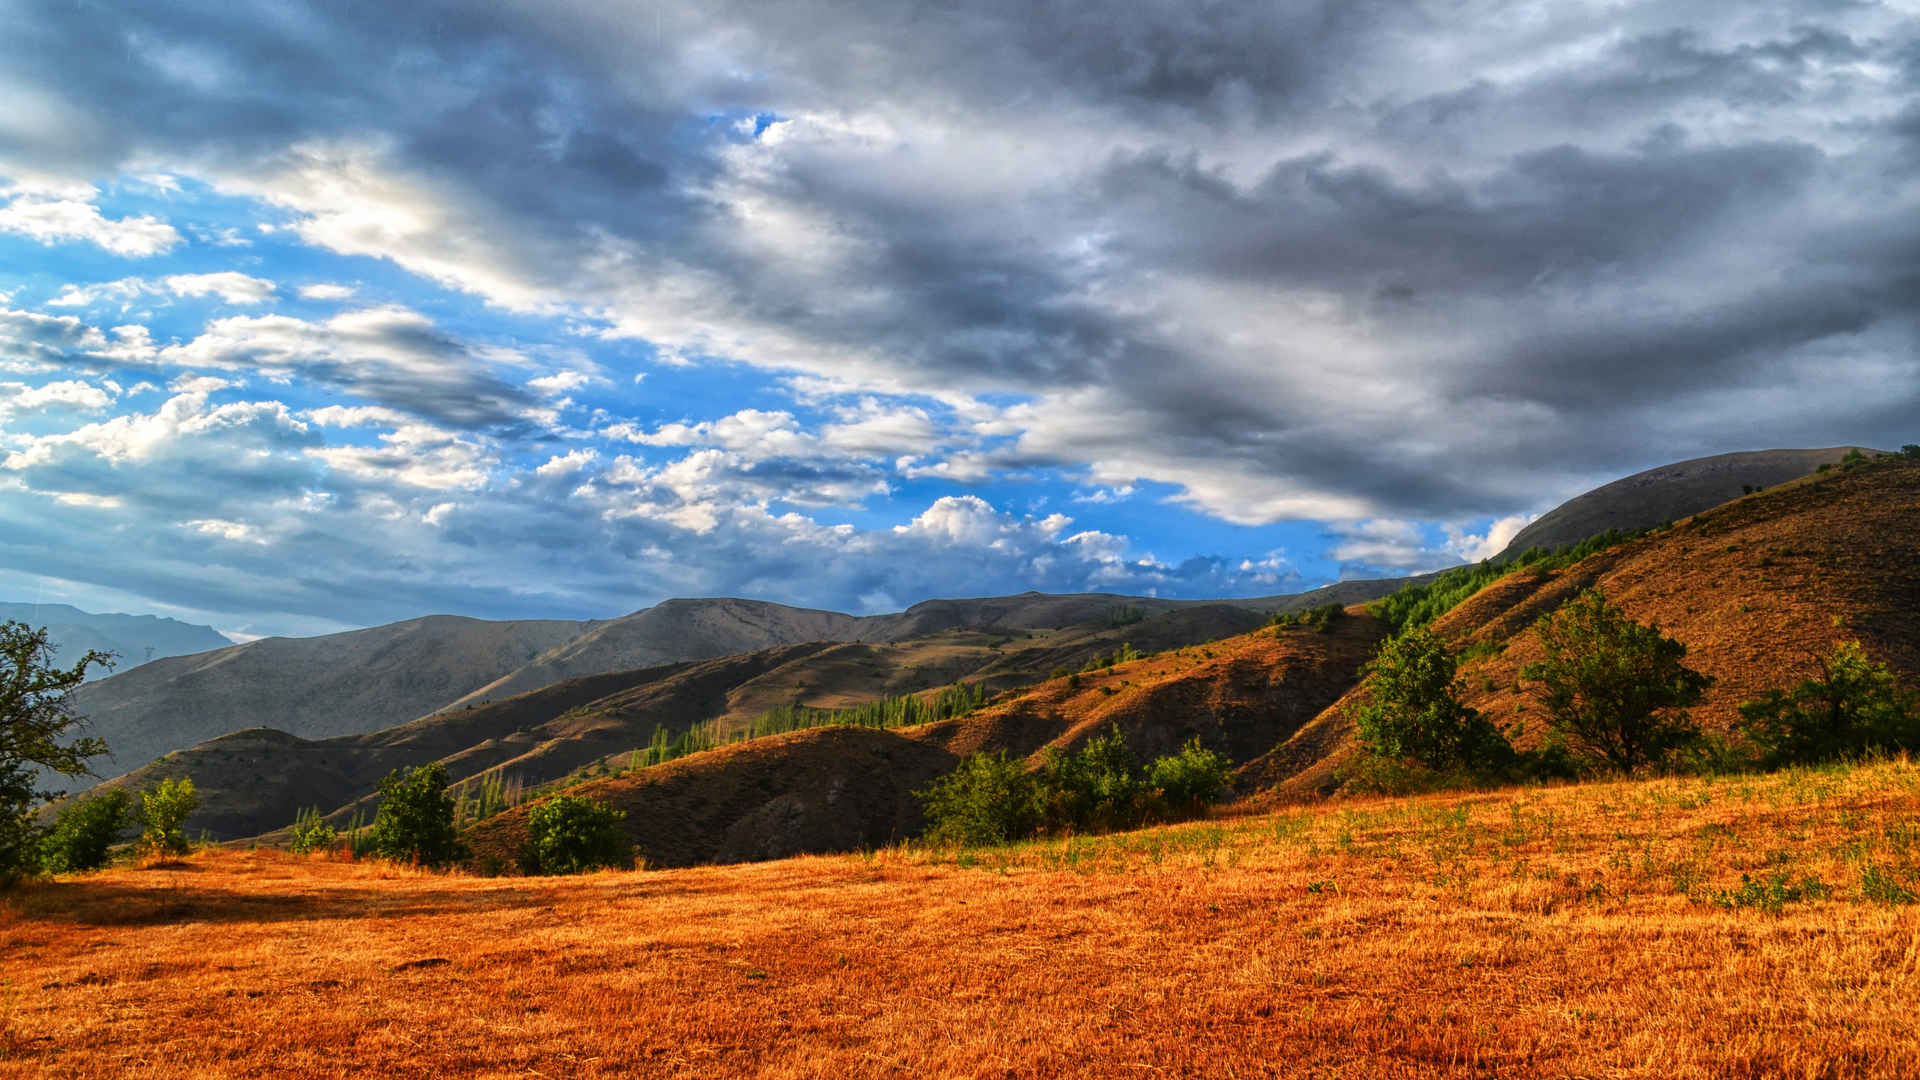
1;0;1914;632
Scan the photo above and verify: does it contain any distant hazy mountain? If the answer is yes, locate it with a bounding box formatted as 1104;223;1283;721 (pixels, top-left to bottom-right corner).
69;614;597;778
0;602;232;679
1496;447;1876;558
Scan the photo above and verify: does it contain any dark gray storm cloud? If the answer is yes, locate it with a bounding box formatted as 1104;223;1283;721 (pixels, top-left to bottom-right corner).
5;0;1917;525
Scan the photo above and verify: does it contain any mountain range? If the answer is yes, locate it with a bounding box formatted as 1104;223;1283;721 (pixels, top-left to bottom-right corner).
58;445;1912;857
0;602;231;680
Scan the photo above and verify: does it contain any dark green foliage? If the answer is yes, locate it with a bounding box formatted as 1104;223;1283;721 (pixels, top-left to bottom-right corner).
1036;725;1150;833
1;620;113;885
1271;603;1344;634
918;727;1231;847
916;750;1040;847
1737;642;1920;766
1147;739;1231;816
138;777;199;857
1354;629;1512;772
366;763;465;867
1520;590;1712;773
289;806;337;855
1369;529;1644;633
1901;444;1920;460
41;790;132;873
521;794;632;874
1713;871;1829;914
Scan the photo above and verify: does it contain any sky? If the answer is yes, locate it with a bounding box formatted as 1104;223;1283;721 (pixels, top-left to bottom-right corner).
1;1;1915;641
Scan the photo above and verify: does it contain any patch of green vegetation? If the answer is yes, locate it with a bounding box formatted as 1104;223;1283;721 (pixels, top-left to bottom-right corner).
1368;528;1648;633
288;806;336;855
918;727;1230;848
1270;603;1345;634
1712;871;1829;914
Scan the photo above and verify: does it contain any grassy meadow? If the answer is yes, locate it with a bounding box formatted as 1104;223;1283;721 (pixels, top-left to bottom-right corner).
7;758;1919;1079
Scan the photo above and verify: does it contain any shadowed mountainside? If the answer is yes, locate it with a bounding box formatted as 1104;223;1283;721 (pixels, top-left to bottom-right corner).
466;615;1383;868
69;615;596;778
1496;446;1873;559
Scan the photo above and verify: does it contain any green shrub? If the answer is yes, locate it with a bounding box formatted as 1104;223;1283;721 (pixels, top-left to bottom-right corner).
41;790;132;873
1272;603;1344;634
1737;642;1919;766
288;806;337;855
138;777;198;857
1520;590;1712;773
365;763;465;867
917;750;1039;847
920;729;1233;848
1036;725;1150;833
1901;444;1920;460
1354;628;1512;772
1147;739;1230;817
522;794;632;874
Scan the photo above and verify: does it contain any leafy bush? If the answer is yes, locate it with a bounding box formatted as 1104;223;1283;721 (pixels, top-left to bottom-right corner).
917;750;1039;847
41;790;132;873
1273;603;1344;633
1036;725;1150;833
1901;444;1920;460
1737;642;1919;766
1520;590;1712;773
1147;738;1231;816
522;794;632;874
919;728;1232;847
365;763;465;867
138;777;199;857
1354;629;1512;772
288;806;337;855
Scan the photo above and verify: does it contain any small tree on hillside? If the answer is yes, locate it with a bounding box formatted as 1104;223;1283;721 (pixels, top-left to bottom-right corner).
1;621;113;885
522;794;632;874
366;763;466;867
138;777;199;857
1737;641;1920;766
1354;628;1512;772
1521;590;1712;773
1035;725;1149;833
42;789;133;873
917;750;1039;847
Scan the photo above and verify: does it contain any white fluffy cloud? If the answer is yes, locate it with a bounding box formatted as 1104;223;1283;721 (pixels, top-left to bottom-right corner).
0;192;180;256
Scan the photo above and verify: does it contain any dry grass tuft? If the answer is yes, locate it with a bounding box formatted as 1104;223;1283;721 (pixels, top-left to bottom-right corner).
8;759;1920;1078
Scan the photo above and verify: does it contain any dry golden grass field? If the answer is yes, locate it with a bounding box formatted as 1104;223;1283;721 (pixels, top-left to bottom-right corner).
8;759;1920;1079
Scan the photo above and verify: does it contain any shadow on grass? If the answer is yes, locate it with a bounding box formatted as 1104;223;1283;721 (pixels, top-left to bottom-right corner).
8;878;571;928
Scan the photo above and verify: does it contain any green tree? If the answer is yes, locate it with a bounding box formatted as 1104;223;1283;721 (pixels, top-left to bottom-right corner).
1146;738;1231;818
138;777;199;857
1;621;113;885
42;789;133;873
1521;590;1712;772
917;750;1039;847
1354;628;1512;771
1036;725;1149;833
1737;641;1920;766
366;763;465;867
522;794;632;874
288;806;338;855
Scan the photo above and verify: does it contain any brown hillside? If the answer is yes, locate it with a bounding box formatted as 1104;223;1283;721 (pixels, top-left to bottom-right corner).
468;725;957;869
1245;457;1920;800
95;644;841;840
914;612;1384;767
467;613;1382;869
